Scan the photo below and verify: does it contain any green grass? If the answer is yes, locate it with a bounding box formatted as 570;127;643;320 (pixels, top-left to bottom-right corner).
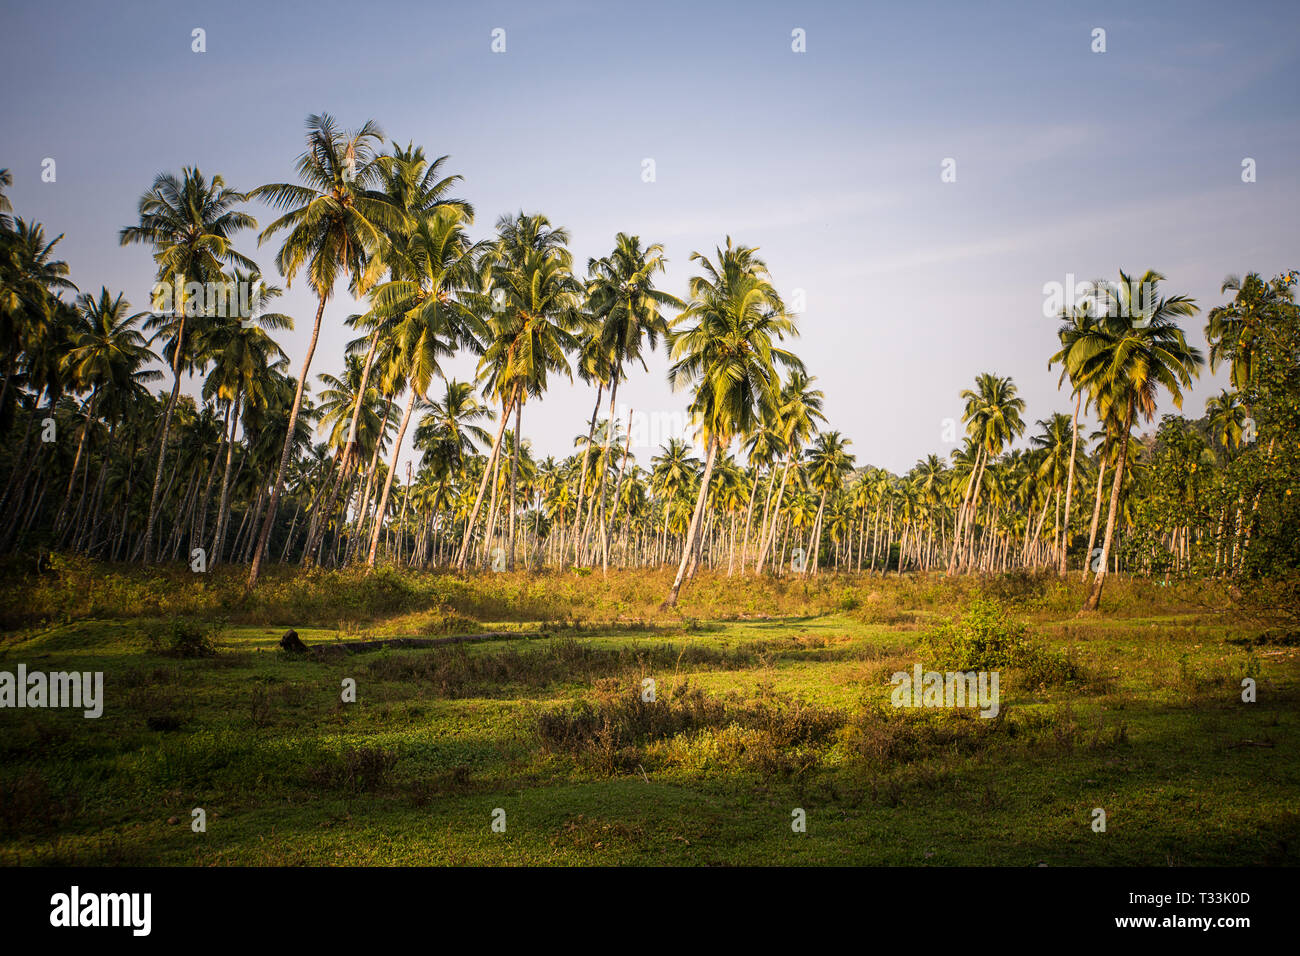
1;564;1296;866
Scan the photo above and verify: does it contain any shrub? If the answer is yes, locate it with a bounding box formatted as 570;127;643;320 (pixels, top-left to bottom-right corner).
920;598;1080;686
145;617;218;658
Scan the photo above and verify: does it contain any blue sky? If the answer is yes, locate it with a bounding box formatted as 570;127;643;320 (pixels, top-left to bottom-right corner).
3;0;1298;474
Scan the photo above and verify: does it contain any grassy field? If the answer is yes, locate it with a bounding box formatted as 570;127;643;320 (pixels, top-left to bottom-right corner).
1;561;1296;866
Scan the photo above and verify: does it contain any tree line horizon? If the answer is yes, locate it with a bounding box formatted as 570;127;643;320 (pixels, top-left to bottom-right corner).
2;113;1297;611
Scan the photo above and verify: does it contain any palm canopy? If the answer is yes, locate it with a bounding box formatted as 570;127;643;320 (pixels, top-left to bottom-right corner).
1071;270;1203;427
64;289;160;398
772;370;826;453
1205;272;1293;392
960;372;1026;455
806;430;855;493
586;233;682;377
415;379;492;473
369;206;486;400
250;113;400;301
120;167;256;317
668;238;803;448
476;212;582;405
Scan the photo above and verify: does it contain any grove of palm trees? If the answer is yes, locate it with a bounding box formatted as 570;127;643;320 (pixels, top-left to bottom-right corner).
3;138;1296;605
1;4;1297;918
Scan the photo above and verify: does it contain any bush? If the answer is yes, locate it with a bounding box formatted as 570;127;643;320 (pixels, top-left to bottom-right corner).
920;598;1080;686
145;617;218;658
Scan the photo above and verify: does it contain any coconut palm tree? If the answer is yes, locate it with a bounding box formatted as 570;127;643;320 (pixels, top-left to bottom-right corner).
1049;301;1097;575
456;212;580;571
948;373;1026;574
1205;390;1247;455
1075;270;1202;610
119;168;255;562
198;272;291;564
583;233;683;566
244;114;396;586
54;290;159;532
754;370;825;574
803;430;854;575
650;438;699;565
662;239;802;607
565;308;613;565
363;206;483;567
1030;412;1074;570
303;143;474;562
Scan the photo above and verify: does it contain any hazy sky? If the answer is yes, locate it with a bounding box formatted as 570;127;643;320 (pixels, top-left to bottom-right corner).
4;0;1299;476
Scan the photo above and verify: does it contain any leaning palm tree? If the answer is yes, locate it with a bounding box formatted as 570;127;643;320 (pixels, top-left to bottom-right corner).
661;238;802;608
1075;270;1202;610
120;168;255;562
243;113;397;587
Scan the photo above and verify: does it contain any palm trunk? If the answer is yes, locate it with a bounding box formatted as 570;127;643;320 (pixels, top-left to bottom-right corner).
1083;401;1132;611
455;385;516;571
247;292;325;588
366;385;418;567
755;454;794;574
506;399;522;571
662;434;719;608
1082;453;1108;582
141;293;187;563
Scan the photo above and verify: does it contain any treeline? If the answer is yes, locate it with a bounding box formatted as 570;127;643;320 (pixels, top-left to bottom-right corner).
1;116;1297;610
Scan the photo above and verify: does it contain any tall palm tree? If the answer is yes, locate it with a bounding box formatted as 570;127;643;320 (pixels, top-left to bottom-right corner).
662;239;802;607
583;233;682;567
803;430;854;575
754;370;825;574
948;373;1025;574
566;308;612;564
55;290;159;530
303;143;474;562
120;168;255;562
198;272;291;564
364;206;483;567
1075;270;1202;610
244;113;395;586
456;212;579;571
1030;412;1074;570
1048;301;1097;575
